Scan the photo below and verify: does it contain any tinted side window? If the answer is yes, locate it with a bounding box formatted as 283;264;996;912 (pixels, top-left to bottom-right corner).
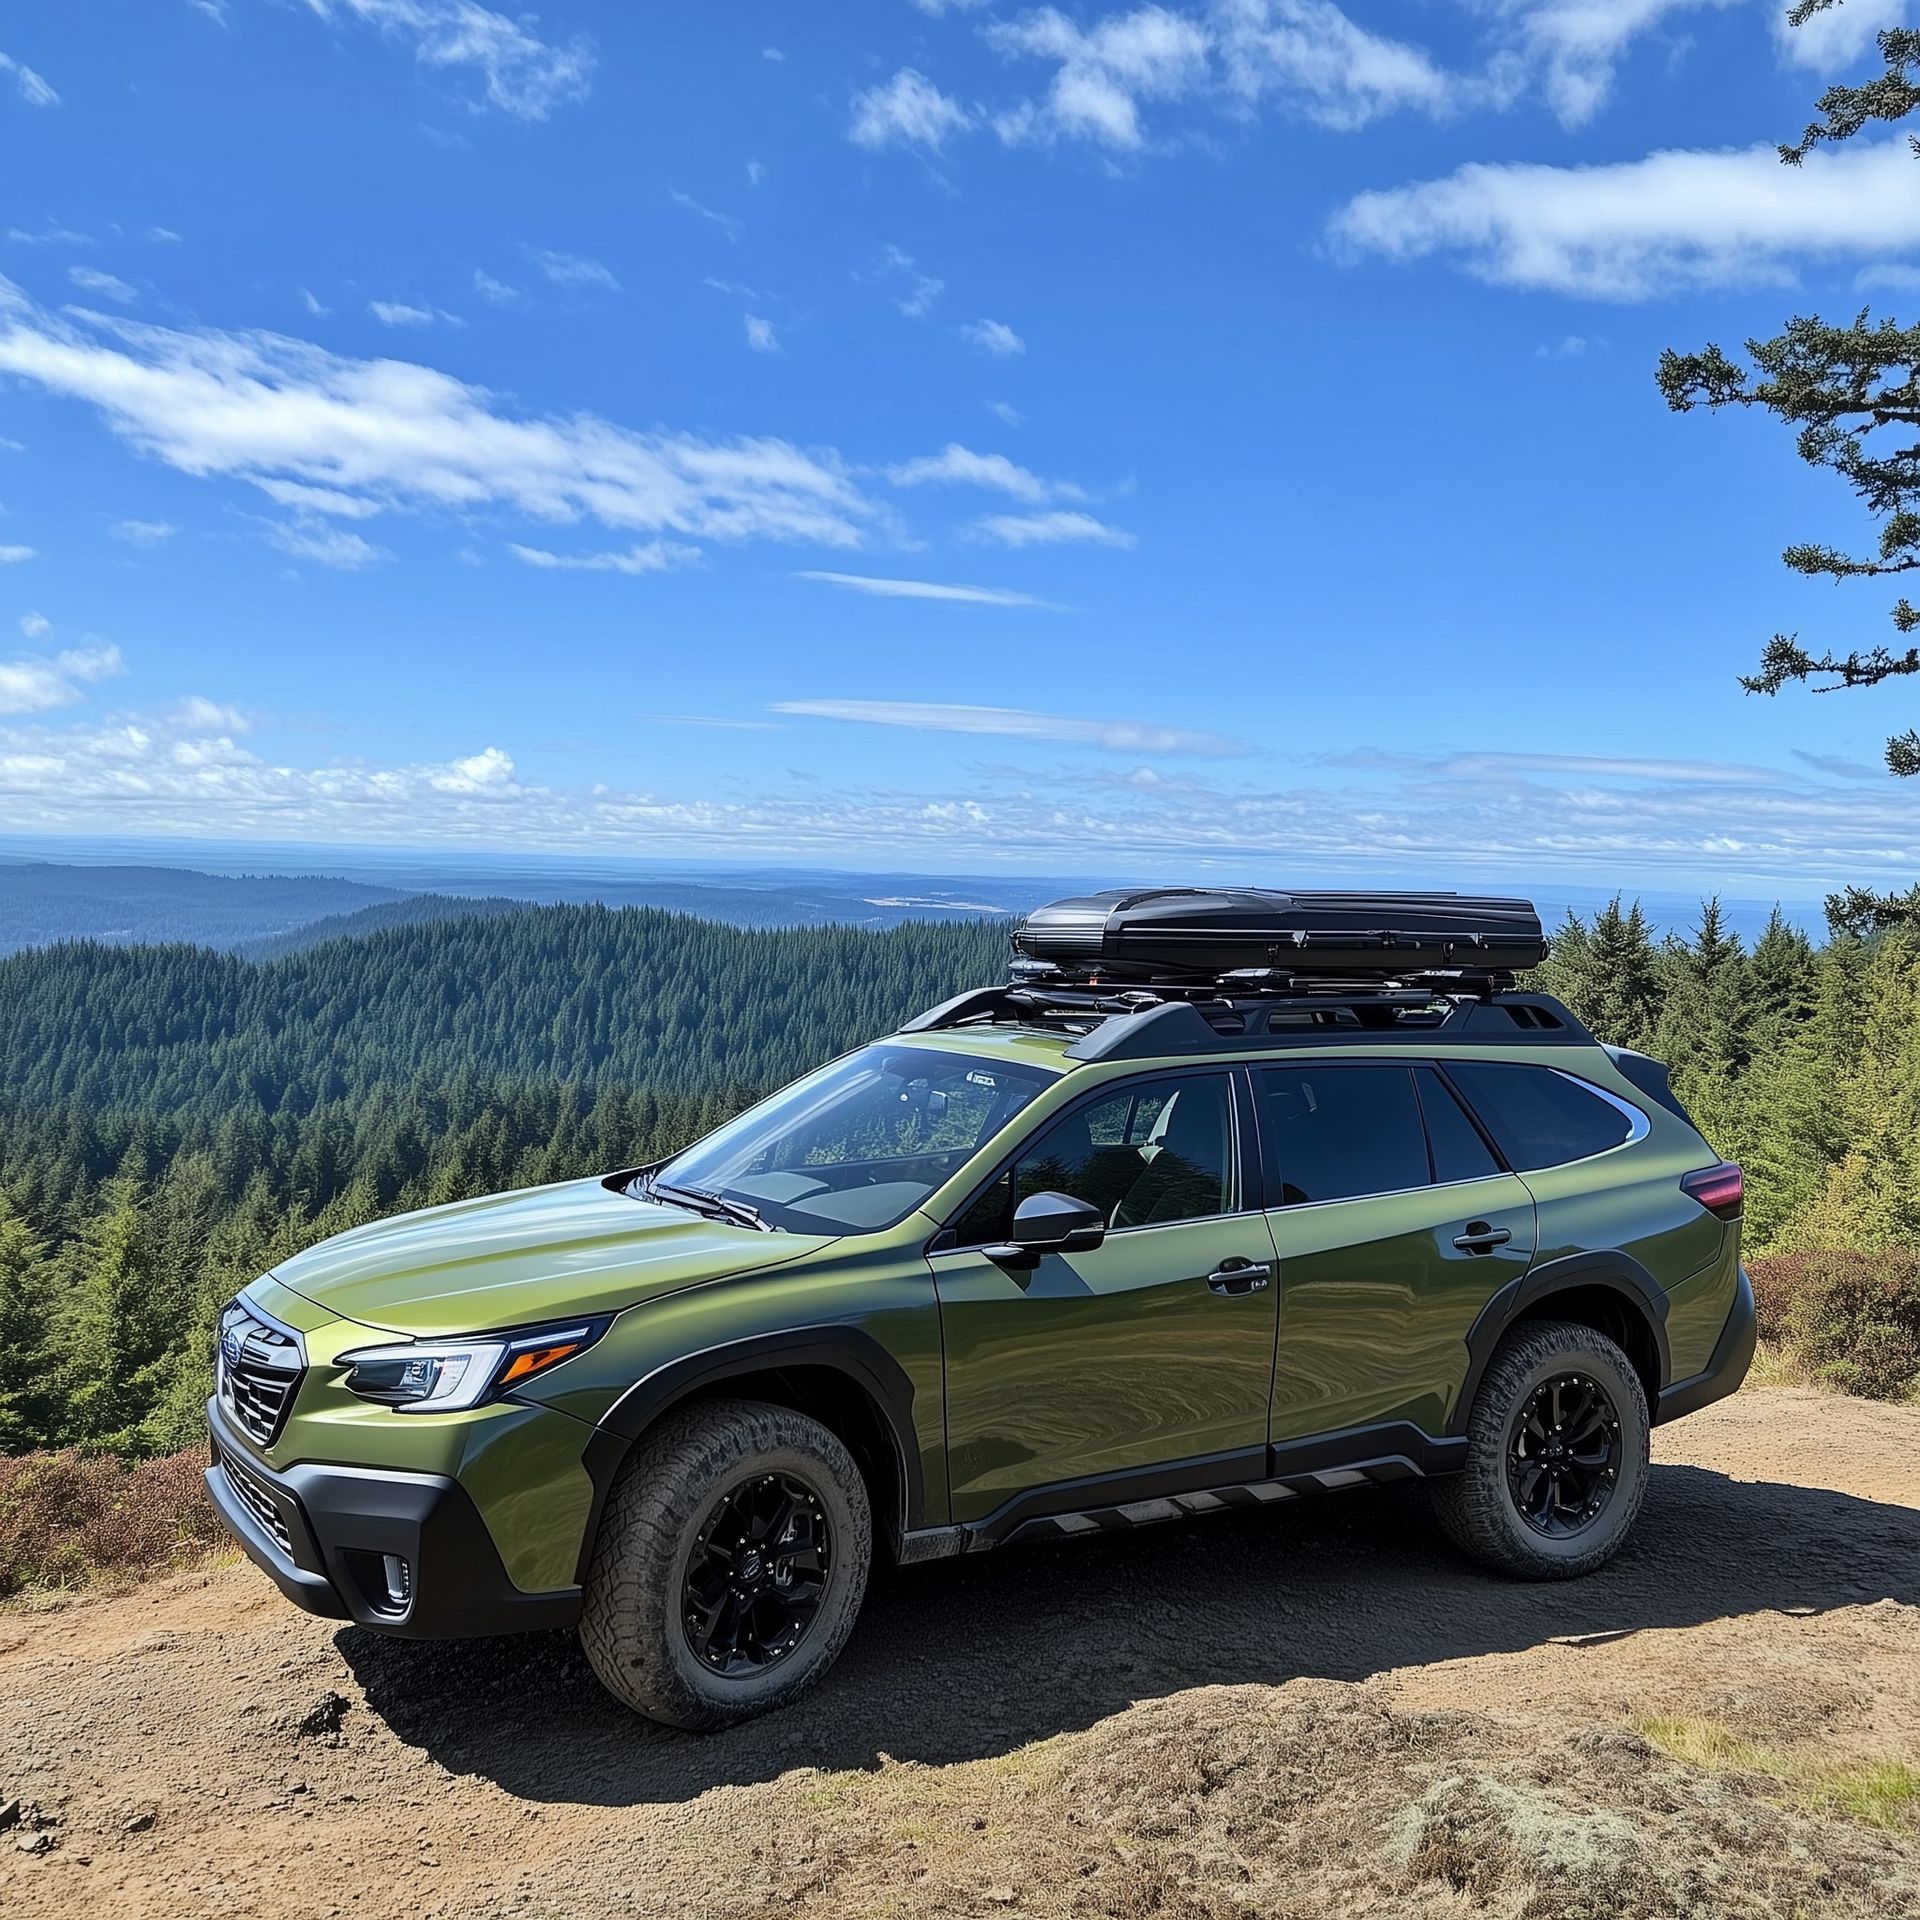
952;1074;1237;1242
1415;1068;1502;1184
1447;1064;1635;1171
1261;1065;1429;1205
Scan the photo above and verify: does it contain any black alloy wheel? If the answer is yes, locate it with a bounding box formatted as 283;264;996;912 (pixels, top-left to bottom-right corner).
1505;1370;1624;1538
681;1471;832;1675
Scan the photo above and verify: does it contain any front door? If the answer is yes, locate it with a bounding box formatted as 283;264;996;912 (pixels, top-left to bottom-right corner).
928;1069;1279;1525
1258;1060;1536;1445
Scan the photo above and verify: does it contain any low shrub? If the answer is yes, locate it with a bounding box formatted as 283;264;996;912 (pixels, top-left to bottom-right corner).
1745;1248;1920;1401
0;1447;226;1598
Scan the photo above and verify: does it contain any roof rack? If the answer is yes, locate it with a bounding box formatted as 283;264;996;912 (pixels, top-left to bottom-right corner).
896;972;1593;1061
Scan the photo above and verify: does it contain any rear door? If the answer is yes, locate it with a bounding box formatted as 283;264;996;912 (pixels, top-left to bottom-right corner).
928;1068;1281;1524
1260;1060;1536;1445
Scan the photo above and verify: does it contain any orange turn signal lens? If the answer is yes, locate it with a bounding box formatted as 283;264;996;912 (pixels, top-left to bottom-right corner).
498;1340;585;1386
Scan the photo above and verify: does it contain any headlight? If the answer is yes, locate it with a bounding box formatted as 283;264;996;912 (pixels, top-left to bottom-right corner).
337;1315;611;1414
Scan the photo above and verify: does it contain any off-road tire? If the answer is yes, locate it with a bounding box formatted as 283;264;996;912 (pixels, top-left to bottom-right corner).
1432;1318;1650;1579
580;1397;872;1730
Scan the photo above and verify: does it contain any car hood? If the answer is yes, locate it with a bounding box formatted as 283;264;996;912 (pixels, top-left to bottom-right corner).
267;1176;833;1337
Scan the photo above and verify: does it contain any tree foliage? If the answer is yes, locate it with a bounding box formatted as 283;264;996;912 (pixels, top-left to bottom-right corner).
1657;2;1920;783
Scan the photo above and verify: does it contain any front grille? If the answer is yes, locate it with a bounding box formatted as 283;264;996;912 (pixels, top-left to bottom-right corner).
218;1447;294;1556
216;1299;306;1447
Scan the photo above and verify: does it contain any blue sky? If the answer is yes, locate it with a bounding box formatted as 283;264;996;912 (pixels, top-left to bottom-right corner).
0;0;1916;895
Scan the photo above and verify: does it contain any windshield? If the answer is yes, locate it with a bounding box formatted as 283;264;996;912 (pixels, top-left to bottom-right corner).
646;1044;1055;1235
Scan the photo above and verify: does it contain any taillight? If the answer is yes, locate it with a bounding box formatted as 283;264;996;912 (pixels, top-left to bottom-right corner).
1680;1161;1743;1221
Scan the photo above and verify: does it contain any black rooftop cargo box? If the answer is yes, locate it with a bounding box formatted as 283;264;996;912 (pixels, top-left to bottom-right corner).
1013;888;1548;983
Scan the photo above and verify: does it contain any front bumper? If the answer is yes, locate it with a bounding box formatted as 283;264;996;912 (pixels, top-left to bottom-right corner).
206;1398;582;1638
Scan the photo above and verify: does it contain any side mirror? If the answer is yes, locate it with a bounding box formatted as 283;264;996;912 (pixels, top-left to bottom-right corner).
985;1190;1106;1268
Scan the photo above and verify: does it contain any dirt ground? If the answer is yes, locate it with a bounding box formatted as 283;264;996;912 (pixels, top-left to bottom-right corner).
2;1385;1916;1919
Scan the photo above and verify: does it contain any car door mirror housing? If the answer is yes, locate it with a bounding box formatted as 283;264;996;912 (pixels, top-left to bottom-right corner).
985;1190;1107;1267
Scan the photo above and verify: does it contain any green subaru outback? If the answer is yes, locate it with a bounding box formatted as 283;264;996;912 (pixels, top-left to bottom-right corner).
207;889;1754;1729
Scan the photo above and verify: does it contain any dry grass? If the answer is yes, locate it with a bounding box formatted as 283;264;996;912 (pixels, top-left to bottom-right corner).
1641;1714;1920;1835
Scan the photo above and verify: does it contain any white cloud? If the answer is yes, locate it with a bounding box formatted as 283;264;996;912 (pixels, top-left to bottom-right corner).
68;266;137;303
112;518;180;545
850;68;975;150
0;544;34;563
6;224;89;247
0;51;58;108
872;244;945;319
296;0;594;120
509;539;701;574
18;611;49;638
797;570;1057;607
0;643;123;714
0;278;883;549
989;400;1025;426
746;159;767;187
259;517;392;569
762;46;784;61
774;698;1246;756
970;508;1134;547
669;187;742;242
298;286;330;316
744;314;780;353
1856;263;1920;293
525;246;619;291
471;268;521;304
910;0;990;12
1773;0;1905;69
886;442;1084;503
1329;139;1920;298
963;317;1026;357
148;226;183;243
988;5;1213;148
368;299;437;326
172;694;250;733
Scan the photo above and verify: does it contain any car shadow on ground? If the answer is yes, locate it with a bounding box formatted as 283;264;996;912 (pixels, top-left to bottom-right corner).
338;1461;1920;1808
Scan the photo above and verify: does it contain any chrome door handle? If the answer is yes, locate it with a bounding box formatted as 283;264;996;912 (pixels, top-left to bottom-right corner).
1207;1260;1271;1295
1452;1225;1512;1254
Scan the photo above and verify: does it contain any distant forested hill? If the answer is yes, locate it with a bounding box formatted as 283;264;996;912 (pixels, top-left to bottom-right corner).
0;861;410;954
233;892;528;960
0;906;1008;1115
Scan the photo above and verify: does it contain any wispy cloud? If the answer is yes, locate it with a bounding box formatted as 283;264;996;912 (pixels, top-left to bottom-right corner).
6;224;89;247
849;68;975;150
295;0;594;120
969;509;1133;547
744;314;780;353
472;268;521;305
1329;139;1920;298
0;643;122;714
509;539;701;574
298;286;330;316
368;299;439;326
639;712;783;731
0;51;58;109
525;246;620;291
886;443;1084;504
68;266;136;304
747;159;767;187
0;277;880;549
18;611;50;638
258;517;392;569
773;698;1248;756
111;518;179;546
989;400;1025;427
670;187;742;242
962;317;1025;357
0;544;35;563
797;570;1058;608
870;244;945;319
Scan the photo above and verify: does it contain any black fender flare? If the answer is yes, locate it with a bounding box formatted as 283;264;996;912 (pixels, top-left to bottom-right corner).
574;1327;925;1580
1451;1251;1672;1436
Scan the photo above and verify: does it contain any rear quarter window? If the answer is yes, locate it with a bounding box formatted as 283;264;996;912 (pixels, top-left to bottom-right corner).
1447;1063;1639;1172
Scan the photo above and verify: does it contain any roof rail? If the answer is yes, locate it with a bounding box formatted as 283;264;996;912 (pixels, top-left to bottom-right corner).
895;975;1593;1060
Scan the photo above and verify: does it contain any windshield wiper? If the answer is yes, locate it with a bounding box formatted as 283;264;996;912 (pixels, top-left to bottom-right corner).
642;1177;773;1232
